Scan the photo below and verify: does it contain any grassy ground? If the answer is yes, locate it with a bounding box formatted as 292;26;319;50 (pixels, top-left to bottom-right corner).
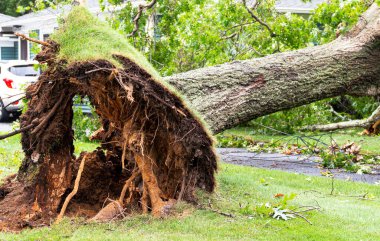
224;127;380;155
1;135;379;240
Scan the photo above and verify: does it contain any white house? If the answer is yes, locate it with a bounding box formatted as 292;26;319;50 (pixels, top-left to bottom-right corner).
0;0;325;62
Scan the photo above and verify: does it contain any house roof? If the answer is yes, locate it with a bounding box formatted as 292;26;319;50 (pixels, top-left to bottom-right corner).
275;0;325;14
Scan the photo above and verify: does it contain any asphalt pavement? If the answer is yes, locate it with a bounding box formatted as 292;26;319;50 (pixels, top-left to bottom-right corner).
218;148;380;184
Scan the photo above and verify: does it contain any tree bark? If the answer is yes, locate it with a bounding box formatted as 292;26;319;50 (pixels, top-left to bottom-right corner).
165;3;380;134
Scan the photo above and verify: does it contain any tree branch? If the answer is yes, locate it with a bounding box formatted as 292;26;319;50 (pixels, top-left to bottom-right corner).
127;0;157;37
303;105;380;131
242;0;276;37
14;33;51;47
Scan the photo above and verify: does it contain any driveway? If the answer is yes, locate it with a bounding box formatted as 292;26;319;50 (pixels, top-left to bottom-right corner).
217;148;380;184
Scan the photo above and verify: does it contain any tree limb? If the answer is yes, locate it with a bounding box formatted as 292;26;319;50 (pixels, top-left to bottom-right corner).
127;0;157;37
303;105;380;131
242;0;276;37
14;33;51;47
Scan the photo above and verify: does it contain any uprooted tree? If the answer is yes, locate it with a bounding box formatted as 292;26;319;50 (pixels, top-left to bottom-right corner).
0;3;379;231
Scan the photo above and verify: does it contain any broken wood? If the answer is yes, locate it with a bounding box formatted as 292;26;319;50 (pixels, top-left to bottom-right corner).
14;33;51;47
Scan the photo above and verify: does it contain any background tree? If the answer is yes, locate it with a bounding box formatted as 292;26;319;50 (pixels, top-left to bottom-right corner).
0;0;69;16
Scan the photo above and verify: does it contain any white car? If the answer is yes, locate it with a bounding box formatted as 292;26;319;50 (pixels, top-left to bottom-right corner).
0;60;40;121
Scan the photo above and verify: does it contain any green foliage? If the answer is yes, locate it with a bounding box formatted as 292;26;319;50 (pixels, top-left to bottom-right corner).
240;193;298;219
103;0;371;76
72;96;101;142
321;152;355;169
320;151;375;173
101;0;377;132
215;134;255;148
248;96;379;134
309;0;371;44
249;100;333;134
0;0;32;16
0;0;69;16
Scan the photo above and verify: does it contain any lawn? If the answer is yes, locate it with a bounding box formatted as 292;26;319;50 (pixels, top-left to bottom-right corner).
1;134;379;240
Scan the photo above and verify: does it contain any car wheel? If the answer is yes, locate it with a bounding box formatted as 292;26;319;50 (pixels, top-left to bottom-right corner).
0;104;10;122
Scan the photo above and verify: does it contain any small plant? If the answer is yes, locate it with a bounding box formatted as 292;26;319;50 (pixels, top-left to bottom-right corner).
240;193;298;219
320;141;374;173
216;134;256;148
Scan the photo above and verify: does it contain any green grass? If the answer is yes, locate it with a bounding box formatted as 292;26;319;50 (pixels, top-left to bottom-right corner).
1;134;379;240
51;7;159;79
224;126;380;155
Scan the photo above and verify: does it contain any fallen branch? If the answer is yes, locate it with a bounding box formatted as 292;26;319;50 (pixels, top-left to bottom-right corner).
302;105;380;132
200;200;236;218
0;123;35;140
14;33;51;47
55;154;88;224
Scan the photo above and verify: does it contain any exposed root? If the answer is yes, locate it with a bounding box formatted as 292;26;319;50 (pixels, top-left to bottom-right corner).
31;93;66;136
0;123;35;140
141;182;149;214
55;154;88;224
134;152;169;217
119;169;141;203
1;37;217;230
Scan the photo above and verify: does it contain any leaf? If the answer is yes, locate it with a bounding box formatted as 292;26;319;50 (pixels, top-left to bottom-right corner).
272;207;295;221
274;193;284;198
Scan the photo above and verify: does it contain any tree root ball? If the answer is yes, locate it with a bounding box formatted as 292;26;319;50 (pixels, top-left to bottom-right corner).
0;41;217;231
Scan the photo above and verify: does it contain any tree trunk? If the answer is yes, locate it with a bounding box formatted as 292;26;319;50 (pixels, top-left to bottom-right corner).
165;3;380;134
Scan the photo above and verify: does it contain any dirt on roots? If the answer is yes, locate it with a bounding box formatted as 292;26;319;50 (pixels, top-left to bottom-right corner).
0;41;217;231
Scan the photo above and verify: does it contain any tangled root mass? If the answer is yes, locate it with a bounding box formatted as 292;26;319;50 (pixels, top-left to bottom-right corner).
0;41;217;231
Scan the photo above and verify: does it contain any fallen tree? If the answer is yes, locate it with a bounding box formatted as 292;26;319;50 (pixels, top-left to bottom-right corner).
0;3;379;232
165;3;380;134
